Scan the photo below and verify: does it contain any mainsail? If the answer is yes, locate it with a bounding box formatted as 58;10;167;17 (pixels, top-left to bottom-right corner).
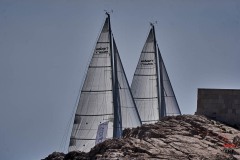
68;13;141;152
131;24;181;124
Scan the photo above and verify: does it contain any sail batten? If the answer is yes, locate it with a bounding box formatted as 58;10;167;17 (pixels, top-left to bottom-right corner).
134;74;157;76
135;97;158;99
76;114;113;116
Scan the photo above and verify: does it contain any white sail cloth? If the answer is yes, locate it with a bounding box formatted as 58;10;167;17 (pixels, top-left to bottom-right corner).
131;25;181;124
69;14;141;152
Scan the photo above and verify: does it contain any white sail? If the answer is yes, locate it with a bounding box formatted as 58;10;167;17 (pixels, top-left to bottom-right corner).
131;25;181;124
69;17;114;152
113;38;142;129
69;14;141;152
131;28;160;124
158;48;181;116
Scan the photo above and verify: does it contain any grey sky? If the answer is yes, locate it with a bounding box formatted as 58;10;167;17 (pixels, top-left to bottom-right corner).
0;0;239;159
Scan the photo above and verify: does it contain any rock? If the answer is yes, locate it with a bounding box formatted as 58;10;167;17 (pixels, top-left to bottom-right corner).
64;151;88;160
42;152;64;160
233;136;240;147
43;115;240;160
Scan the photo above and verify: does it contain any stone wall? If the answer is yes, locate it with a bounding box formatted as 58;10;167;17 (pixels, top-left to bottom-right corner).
196;88;240;127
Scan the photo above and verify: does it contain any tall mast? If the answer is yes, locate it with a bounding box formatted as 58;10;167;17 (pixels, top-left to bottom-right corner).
151;24;163;119
158;47;166;117
113;37;122;138
106;12;122;138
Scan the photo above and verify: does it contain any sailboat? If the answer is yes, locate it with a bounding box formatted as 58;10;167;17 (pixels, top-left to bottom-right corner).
68;13;142;152
131;24;181;124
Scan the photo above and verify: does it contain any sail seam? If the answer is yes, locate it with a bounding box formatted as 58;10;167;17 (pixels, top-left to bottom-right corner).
75;114;113;116
89;66;111;68
81;90;112;93
97;42;110;43
134;74;157;76
142;52;155;53
134;97;158;99
136;67;155;69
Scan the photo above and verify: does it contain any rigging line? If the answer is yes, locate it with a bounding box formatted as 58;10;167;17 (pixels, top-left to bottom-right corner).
63;112;74;151
76;113;113;116
59;116;68;151
59;68;85;152
59;95;79;152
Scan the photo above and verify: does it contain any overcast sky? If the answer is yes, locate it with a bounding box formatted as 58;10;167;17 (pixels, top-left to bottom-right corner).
0;0;239;159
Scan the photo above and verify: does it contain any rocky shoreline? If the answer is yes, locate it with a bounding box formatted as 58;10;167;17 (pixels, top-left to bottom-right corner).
43;115;240;160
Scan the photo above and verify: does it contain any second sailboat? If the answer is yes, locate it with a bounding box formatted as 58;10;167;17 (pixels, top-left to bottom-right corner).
131;24;181;124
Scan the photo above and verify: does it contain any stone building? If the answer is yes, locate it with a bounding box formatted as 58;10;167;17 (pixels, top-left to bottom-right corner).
196;88;240;127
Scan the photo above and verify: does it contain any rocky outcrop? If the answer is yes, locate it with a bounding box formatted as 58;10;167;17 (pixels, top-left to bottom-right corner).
43;115;240;160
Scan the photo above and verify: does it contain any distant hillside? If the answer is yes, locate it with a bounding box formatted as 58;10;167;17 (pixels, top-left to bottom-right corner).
43;115;240;160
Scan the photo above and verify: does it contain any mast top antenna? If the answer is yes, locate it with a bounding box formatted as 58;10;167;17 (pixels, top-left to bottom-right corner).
150;21;158;26
104;10;113;15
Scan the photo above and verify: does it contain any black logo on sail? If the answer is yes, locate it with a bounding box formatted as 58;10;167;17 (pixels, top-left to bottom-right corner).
96;47;109;54
141;59;154;65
